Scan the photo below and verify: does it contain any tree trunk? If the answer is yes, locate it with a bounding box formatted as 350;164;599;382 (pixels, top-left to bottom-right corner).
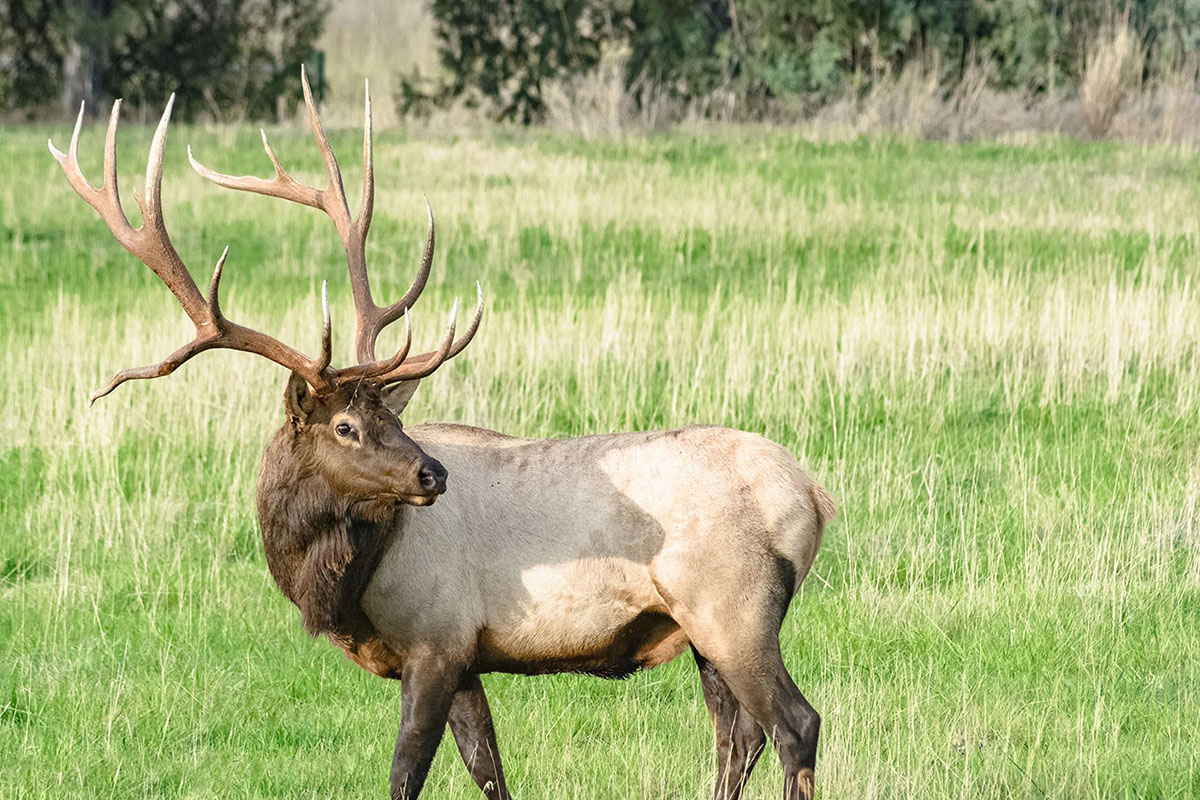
59;0;107;118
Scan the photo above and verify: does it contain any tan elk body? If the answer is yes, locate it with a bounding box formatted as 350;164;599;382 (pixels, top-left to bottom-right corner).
360;423;827;677
53;71;834;800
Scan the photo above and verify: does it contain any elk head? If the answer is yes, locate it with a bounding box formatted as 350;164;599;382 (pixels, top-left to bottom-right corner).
50;68;482;510
281;371;450;516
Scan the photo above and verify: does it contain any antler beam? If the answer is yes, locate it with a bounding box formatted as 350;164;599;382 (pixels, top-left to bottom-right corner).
188;68;481;374
49;96;333;403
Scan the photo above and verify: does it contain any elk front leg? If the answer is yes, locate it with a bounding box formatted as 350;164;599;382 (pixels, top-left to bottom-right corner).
391;659;463;800
448;674;511;800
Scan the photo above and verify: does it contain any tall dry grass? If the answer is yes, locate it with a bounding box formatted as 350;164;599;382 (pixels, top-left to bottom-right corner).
4;123;1199;798
1081;17;1145;138
317;0;435;127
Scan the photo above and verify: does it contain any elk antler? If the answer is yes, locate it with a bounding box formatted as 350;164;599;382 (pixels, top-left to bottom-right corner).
52;72;484;402
188;67;483;384
49;96;335;403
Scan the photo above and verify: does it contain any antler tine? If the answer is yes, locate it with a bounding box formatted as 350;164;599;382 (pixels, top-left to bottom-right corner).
137;94;171;225
90;244;227;403
381;299;460;383
52;97;333;401
315;280;333;374
378;285;484;385
89;335;216;404
448;281;485;359
360;79;374;240
207;246;229;317
187;130;322;210
185;66;360;223
300;64;352;233
377;197;434;327
102;100;119;198
330;309;413;384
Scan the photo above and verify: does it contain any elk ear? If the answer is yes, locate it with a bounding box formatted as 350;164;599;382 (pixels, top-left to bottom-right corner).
284;371;317;424
382;380;420;416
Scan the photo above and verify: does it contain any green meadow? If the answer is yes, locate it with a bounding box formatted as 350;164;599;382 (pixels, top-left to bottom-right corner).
1;121;1198;799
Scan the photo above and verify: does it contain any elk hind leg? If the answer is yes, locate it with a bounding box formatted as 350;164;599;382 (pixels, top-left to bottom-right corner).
694;646;767;800
711;644;819;800
673;583;819;798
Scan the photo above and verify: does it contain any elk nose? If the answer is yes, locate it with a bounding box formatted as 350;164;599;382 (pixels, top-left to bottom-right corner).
418;459;448;495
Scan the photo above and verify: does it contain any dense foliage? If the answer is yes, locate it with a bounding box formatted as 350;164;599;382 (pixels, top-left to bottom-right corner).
0;0;71;110
0;0;326;119
401;0;1200;122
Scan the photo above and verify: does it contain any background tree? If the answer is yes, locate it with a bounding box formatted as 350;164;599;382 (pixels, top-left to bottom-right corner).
399;0;615;123
0;0;73;113
402;0;1200;124
0;0;327;120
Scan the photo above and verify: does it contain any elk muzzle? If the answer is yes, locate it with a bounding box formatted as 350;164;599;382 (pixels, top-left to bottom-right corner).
417;458;448;495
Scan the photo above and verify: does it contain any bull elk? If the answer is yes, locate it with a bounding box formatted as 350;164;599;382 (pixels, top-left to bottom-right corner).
51;70;835;800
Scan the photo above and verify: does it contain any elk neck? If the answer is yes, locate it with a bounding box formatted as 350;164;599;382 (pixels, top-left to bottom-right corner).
255;424;401;646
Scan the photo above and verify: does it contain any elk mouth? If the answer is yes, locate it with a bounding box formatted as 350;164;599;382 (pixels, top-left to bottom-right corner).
364;491;441;509
348;490;437;523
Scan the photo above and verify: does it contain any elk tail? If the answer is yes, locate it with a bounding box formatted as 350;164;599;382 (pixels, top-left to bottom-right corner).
809;483;836;526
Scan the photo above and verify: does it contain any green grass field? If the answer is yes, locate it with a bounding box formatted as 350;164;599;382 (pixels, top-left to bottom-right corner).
2;121;1199;799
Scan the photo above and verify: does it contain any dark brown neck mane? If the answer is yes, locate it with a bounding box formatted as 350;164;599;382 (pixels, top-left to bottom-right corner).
255;427;398;668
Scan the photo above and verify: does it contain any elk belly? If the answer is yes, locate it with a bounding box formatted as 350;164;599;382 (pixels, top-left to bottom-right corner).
473;556;689;679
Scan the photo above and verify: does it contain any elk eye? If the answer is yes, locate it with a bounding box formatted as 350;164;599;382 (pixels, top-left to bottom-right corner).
335;422;353;437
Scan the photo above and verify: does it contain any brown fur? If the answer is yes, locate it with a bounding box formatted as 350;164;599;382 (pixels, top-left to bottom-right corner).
255;378;440;656
256;433;391;646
